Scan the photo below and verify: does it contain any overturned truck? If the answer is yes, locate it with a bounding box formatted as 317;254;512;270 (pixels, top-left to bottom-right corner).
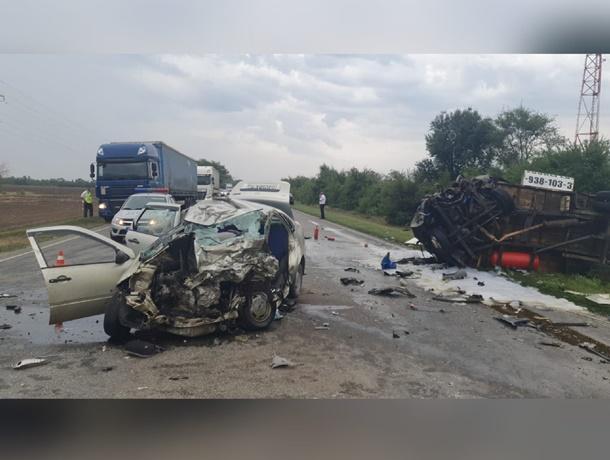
411;176;610;272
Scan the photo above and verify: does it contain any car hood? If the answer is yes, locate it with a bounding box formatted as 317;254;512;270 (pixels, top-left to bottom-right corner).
114;209;144;221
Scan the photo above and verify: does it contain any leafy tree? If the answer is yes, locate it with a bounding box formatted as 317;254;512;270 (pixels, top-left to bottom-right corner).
495;106;566;167
196;159;235;188
425;108;501;178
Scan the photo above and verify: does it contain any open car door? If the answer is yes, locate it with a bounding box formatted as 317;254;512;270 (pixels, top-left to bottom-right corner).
26;225;137;324
125;203;182;254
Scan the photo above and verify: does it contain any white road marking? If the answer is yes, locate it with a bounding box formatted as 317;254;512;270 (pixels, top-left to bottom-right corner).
0;225;110;264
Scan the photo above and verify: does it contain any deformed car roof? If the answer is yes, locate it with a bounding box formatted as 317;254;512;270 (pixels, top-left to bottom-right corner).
184;198;284;227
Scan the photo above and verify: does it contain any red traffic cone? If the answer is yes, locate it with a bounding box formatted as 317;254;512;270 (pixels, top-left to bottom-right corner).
55;250;65;266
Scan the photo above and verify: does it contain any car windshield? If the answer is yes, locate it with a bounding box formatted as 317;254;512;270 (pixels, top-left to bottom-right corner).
123;195;165;210
189;210;265;247
135;208;178;236
198;175;212;185
98;162;148;180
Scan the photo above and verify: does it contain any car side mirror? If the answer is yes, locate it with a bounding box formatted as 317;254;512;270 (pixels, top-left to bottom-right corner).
89;163;95;179
151;163;158;177
115;250;131;265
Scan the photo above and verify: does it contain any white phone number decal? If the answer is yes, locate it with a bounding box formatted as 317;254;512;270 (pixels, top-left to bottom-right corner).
522;170;574;192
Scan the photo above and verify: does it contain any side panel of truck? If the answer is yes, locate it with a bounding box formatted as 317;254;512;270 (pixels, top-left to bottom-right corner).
156;143;197;198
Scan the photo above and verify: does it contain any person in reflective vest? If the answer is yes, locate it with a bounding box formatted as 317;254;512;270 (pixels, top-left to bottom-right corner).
81;188;93;217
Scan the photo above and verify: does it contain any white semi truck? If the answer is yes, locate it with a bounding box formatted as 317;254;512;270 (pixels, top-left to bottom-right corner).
196;166;220;199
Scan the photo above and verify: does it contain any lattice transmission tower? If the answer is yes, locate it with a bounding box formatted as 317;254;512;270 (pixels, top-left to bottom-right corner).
575;54;603;145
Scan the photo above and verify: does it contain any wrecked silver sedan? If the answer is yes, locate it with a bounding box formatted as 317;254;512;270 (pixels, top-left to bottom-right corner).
26;198;305;339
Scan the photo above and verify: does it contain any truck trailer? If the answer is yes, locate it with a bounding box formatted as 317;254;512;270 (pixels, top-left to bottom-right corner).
90;142;197;221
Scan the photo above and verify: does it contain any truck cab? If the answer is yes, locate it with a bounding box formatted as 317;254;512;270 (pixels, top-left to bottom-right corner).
91;142;197;222
197;166;220;200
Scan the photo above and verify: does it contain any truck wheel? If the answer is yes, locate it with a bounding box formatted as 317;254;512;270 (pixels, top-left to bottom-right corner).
238;292;276;331
288;261;304;299
104;291;131;341
429;228;454;264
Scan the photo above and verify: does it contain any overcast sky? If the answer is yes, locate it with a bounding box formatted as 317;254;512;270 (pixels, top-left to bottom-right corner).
0;54;608;181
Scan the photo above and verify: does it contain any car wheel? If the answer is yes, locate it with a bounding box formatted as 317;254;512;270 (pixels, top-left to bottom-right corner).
429;228;454;263
238;291;276;331
104;291;131;340
288;261;304;299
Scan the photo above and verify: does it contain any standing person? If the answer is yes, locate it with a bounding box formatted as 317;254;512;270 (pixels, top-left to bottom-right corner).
319;191;326;219
81;188;93;217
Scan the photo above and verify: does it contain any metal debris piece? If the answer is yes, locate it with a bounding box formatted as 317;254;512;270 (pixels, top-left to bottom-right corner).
274;310;284;320
315;322;330;330
582;356;593;361
1;323;12;330
124;339;164;358
392;331;400;339
325;236;336;241
395;256;436;265
538;341;562;348
477;281;485;286
554;322;589;327
344;267;360;273
169;376;189;380
579;342;610;360
442;269;467;281
13;358;47;370
368;287;415;298
0;293;17;298
234;335;249;342
101;366;115;372
6;305;21;314
340;277;365;286
495;316;530;329
271;355;295;369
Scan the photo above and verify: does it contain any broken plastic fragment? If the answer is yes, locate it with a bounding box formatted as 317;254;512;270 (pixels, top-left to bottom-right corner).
13;358;47;370
271;355;295;369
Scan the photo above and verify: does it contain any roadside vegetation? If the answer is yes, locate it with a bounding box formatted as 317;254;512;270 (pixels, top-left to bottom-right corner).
294;202;412;243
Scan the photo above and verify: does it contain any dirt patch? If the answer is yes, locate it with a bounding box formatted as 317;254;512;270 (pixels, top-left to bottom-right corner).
0;185;85;232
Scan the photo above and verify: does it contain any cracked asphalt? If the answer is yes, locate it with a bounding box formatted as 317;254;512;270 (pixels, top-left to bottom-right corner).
1;210;610;398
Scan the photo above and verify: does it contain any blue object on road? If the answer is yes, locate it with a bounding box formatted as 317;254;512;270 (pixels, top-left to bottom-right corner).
381;252;397;270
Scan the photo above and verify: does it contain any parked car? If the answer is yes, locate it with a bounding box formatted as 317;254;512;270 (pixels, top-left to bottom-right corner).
26;197;305;339
110;193;175;242
124;203;183;254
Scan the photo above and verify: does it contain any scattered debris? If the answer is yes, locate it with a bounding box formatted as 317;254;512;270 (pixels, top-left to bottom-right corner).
13;358;47;370
331;311;339;316
433;292;483;303
368;287;415;298
381;252;397;270
124;339;164;358
5;305;21;314
314;322;330;330
169;376;189;381
101;366;115;372
234;335;249;342
0;323;11;330
477;281;485;287
137;386;149;391
409;303;418;311
325;236;336;241
384;270;416;278
392;331;400;339
582;356;593;362
554;322;589;327
274;310;284;320
405;237;421;247
395;256;437;265
538;341;562;348
340;277;365;286
586;293;610;305
0;293;17;298
344;267;360;273
495;316;530;329
271;355;295;369
579;342;610;361
442;269;467;281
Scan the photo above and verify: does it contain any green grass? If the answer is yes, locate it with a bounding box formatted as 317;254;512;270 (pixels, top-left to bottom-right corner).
294;203;413;244
0;217;107;253
509;271;610;315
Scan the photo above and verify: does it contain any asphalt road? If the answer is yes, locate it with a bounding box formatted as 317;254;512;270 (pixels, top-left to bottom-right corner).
1;211;610;398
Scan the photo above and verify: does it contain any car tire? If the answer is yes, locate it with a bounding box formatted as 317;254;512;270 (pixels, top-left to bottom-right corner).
429;228;454;263
238;291;276;331
288;260;304;299
104;291;131;341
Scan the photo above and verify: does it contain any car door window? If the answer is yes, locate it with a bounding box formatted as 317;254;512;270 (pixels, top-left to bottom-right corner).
29;229;118;267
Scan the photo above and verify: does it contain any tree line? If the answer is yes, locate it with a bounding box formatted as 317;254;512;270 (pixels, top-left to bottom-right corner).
286;106;610;226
